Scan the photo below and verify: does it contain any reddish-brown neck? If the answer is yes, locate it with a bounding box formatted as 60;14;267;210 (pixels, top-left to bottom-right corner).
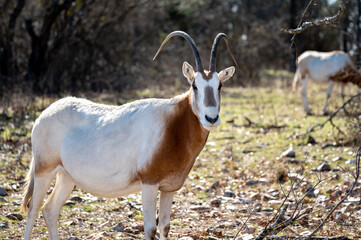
138;92;209;187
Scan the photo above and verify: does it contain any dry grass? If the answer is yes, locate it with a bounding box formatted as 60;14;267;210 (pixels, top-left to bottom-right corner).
0;81;360;239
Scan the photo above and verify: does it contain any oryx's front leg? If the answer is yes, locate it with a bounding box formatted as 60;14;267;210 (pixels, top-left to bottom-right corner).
141;184;158;240
322;81;334;115
159;191;174;240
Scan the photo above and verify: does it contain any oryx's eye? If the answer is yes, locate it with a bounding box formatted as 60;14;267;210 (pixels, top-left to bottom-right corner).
218;83;222;91
192;83;198;91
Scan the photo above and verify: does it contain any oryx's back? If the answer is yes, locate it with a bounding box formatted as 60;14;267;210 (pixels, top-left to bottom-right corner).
298;51;354;81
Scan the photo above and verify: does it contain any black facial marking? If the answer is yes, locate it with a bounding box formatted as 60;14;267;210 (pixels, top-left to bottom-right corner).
204;86;217;107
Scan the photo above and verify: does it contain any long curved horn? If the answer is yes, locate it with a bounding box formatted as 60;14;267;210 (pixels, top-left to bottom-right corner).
209;33;238;72
153;31;204;72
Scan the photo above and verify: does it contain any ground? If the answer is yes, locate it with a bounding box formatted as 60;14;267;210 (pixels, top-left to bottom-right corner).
0;80;360;239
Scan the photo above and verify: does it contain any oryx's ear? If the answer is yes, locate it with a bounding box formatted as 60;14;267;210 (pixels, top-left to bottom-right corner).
218;66;235;82
182;61;195;84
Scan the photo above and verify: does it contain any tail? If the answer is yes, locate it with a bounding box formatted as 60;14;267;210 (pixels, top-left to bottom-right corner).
292;69;300;92
21;159;35;212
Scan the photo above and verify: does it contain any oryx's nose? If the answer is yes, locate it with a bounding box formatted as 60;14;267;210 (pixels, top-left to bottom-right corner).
205;115;219;124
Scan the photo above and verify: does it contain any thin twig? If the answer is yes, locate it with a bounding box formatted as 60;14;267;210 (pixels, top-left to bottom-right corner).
272;205;288;228
307;147;361;239
290;0;315;43
233;206;257;240
336;163;355;179
284;0;348;67
263;181;292;230
254;166;340;240
298;92;361;139
265;236;352;240
282;0;347;35
289;173;333;221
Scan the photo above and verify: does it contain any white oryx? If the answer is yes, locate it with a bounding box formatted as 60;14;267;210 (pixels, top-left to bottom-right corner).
22;31;237;240
293;50;361;115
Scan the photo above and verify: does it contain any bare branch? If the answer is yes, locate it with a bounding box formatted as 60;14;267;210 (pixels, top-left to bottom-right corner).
336;163;355;179
233;207;256;240
272;205;288;228
298;92;361;139
266;236;352;240
281;0;348;35
262;181;293;230
254;158;351;240
307;147;361;238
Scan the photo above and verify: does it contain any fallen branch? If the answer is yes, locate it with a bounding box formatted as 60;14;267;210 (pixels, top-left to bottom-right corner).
252;146;361;240
233;207;256;240
307;146;360;239
265;236;352;240
254;174;327;240
243;116;287;130
298;92;361;139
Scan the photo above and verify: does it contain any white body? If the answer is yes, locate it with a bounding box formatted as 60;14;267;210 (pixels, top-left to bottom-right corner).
22;68;235;240
293;50;357;115
24;93;203;240
22;30;236;240
25;96;180;240
37;97;171;196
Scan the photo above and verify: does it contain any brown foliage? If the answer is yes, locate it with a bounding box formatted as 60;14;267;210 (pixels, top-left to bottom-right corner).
0;0;349;95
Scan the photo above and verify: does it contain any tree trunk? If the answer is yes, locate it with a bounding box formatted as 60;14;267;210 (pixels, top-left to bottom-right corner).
357;0;361;67
340;5;349;53
0;0;25;89
289;0;297;73
25;0;74;94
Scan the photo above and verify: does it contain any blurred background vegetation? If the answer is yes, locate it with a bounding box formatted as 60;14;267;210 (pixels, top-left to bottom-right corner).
0;0;360;96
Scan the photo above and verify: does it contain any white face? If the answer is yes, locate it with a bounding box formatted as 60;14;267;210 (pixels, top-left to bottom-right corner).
182;62;235;131
191;72;221;131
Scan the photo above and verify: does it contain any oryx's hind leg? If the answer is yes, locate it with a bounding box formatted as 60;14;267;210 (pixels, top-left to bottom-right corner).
42;170;75;240
341;84;350;115
341;84;346;105
24;171;55;240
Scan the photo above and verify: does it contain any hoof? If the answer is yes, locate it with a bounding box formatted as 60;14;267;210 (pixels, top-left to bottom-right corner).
306;111;313;116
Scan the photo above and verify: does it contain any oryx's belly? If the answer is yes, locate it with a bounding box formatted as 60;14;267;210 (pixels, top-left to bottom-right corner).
61;159;141;197
75;178;141;198
60;132;142;197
